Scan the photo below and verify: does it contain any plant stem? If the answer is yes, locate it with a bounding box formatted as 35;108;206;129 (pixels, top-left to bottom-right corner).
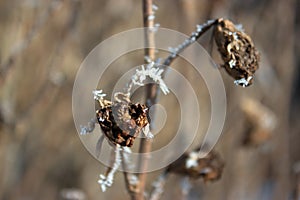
133;10;218;200
163;18;219;66
135;0;156;199
121;150;138;200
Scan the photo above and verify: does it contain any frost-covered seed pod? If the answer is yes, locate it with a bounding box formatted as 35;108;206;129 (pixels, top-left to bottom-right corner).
214;19;260;87
96;97;149;147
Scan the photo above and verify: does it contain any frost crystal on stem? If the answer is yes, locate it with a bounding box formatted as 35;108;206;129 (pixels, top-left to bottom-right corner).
121;147;139;186
185;151;199;169
152;4;158;11
180;177;192;197
148;14;155;21
79;118;96;135
98;145;121;192
234;76;253;87
79;90;107;135
93;90;106;101
128;62;170;95
143;124;154;139
149;23;160;32
144;56;152;63
150;173;168;200
165;19;217;62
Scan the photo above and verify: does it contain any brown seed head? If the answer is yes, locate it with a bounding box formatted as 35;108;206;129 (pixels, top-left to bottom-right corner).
214;19;260;87
167;150;224;182
96;98;149;147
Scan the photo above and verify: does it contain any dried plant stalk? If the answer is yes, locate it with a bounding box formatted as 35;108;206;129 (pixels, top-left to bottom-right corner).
136;0;157;199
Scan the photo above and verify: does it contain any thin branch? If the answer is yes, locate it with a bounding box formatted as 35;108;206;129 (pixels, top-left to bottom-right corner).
163;19;219;66
180;177;192;200
150;19;219;108
98;145;121;192
121;147;139;200
135;0;156;199
149;171;168;200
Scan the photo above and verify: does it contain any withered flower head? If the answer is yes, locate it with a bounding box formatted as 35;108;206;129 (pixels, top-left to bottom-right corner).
167;150;224;182
214;18;260;87
96;93;149;147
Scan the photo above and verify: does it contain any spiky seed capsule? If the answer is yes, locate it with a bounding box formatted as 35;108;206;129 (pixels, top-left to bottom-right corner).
214;19;260;87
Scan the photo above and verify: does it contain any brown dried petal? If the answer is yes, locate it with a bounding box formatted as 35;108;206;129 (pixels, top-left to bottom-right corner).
214;19;260;87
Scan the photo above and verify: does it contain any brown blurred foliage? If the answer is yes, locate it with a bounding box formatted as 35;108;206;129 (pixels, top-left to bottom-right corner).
0;0;299;199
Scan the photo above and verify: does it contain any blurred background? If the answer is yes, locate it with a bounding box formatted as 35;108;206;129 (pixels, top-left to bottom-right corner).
0;0;299;199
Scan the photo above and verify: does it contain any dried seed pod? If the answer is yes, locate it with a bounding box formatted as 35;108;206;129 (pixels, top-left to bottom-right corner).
167;149;224;182
240;98;277;146
96;96;149;147
214;19;259;87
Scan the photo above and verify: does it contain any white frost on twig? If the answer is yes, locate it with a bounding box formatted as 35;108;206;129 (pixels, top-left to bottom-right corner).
130;62;170;95
180;177;192;198
80;118;97;135
149;23;160;32
80;90;106;135
148;14;155;21
122;147;134;170
149;173;167;200
152;4;158;11
121;147;139;186
185;151;199;169
98;145;121;192
168;19;216;59
234;76;253;87
143;124;154;139
144;56;152;63
93;90;106;100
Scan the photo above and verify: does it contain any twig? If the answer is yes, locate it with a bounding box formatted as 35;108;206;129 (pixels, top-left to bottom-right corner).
151;19;219;104
121;147;139;200
136;7;218;200
98;145;121;192
163;19;218;66
135;0;156;199
149;171;168;200
180;177;192;200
